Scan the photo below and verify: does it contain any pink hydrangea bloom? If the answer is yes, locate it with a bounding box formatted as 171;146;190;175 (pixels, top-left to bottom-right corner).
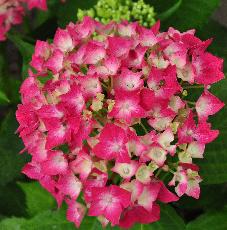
17;17;224;228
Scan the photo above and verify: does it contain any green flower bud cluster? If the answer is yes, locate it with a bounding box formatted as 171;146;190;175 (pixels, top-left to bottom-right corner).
77;0;156;27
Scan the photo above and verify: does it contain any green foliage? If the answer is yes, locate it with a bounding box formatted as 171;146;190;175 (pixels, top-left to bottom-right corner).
78;0;156;27
177;184;227;212
0;217;27;230
0;112;29;186
186;207;227;230
0;183;27;217
149;205;185;230
57;0;97;27
18;182;56;217
0;52;9;105
0;209;75;230
7;33;34;80
0;50;20;104
149;0;221;30
0;182;74;229
157;0;182;21
0;90;10;104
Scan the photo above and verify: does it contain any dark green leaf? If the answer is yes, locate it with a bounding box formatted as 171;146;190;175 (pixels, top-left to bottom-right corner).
57;0;97;27
177;184;227;212
0;47;21;104
0;90;10;104
0;183;26;217
7;33;34;80
149;205;186;230
0;111;29;186
0;209;75;230
187;207;227;230
158;0;182;21
18;182;56;217
37;73;53;85
150;0;221;30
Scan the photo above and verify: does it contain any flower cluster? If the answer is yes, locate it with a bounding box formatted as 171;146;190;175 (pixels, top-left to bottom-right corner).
16;17;224;228
0;0;65;41
77;0;156;27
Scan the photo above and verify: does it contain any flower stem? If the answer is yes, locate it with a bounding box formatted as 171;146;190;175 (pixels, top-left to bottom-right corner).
185;100;196;105
93;111;105;126
155;168;162;178
101;82;109;91
183;85;204;89
140;122;148;134
169;168;176;174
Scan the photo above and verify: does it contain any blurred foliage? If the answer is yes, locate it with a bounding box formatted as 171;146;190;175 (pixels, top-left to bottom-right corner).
0;112;29;186
0;0;227;229
149;0;220;30
187;207;227;230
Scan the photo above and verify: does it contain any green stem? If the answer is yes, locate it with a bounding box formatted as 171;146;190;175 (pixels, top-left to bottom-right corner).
169;168;176;174
155;168;162;178
140;121;148;134
185;100;196;105
101;82;109;90
93;112;105;126
160;172;170;181
183;85;204;89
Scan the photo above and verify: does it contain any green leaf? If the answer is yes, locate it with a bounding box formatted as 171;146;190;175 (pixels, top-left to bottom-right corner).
0;204;185;230
80;216;103;230
158;0;182;21
0;111;29;186
0;48;20;104
7;32;34;80
0;90;10;104
150;0;221;30
186;207;227;230
177;184;227;212
0;217;27;230
57;0;97;27
18;182;56;217
0;183;27;217
149;205;186;230
198;149;227;185
37;72;53;84
0;209;75;230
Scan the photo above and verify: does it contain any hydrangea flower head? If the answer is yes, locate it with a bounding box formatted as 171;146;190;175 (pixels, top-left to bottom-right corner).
16;17;224;228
